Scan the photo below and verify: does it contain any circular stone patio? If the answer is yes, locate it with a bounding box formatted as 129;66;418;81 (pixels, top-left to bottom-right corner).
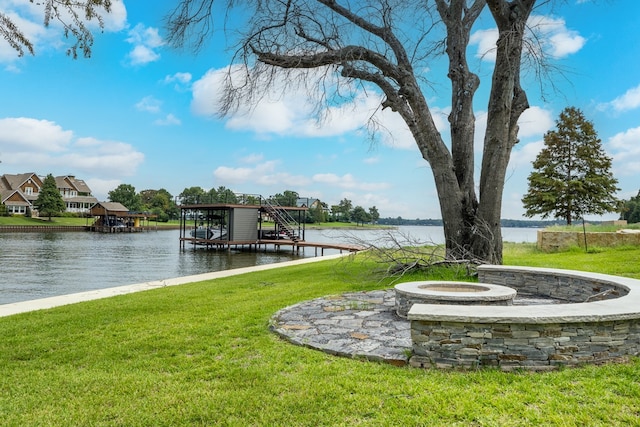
269;288;565;367
269;290;412;366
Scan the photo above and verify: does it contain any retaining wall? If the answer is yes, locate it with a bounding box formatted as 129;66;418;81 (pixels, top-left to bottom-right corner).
0;225;89;232
537;230;640;251
408;265;640;371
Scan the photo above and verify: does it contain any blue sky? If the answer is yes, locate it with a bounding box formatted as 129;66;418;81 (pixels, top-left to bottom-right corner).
0;0;638;220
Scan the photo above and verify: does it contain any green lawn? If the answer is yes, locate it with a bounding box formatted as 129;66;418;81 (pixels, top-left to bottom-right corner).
1;245;639;425
0;216;92;226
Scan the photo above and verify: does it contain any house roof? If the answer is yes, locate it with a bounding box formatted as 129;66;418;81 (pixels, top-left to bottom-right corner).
91;202;129;212
53;176;93;194
54;176;72;189
1;189;30;205
66;196;99;203
67;177;92;194
2;173;40;190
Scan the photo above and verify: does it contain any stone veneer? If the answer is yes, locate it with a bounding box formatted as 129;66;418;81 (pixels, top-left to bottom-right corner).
394;281;516;319
408;265;640;371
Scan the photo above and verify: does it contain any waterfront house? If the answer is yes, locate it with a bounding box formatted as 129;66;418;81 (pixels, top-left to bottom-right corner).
0;172;98;216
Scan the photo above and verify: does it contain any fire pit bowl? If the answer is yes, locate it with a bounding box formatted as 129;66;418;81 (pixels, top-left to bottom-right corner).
394;281;517;318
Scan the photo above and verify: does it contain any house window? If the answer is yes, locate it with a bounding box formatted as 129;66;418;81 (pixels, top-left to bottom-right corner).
8;206;26;214
25;187;33;195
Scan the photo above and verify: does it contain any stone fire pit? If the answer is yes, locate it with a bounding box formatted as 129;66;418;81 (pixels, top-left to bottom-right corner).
394;281;517;318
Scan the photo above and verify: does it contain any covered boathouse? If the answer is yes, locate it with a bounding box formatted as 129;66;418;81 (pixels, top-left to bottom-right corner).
179;200;362;255
89;202;157;233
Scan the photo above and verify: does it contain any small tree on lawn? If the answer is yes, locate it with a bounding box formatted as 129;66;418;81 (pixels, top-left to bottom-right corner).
351;206;371;226
35;174;66;221
522;107;620;225
369;206;380;224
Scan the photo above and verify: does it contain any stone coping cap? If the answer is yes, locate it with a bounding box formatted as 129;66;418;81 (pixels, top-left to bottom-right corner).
408;266;640;324
477;265;630;291
395;281;516;301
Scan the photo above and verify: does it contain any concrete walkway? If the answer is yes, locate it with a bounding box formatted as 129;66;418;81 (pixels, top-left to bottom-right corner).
0;253;349;318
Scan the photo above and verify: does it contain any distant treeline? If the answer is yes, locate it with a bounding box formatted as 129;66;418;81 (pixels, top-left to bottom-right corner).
377;217;567;228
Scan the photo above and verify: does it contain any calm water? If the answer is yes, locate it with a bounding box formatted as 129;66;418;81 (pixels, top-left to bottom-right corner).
0;226;538;305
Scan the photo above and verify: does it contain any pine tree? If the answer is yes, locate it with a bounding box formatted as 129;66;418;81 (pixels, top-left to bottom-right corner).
522;107;620;225
35;174;66;221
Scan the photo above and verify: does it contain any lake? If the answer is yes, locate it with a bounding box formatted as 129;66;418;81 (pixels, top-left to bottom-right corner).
0;226;538;305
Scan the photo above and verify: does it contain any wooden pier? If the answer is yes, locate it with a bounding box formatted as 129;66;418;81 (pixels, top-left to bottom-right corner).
179;236;363;255
179;200;364;255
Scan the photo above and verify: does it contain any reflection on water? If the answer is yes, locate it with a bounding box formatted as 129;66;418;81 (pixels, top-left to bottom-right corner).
0;226;538;305
0;230;307;305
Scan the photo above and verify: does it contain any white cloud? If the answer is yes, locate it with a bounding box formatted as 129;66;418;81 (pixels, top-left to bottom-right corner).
135;96;162;113
191;67;226;117
473;106;551;156
213;159;310;188
192;65;378;137
84;178;122;202
517;106;554;138
0;10;46;63
191;65;445;149
508;139;545;169
154;114;181;126
240;153;265;164
0;0;126;63
363;157;380;164
470;14;585;62
0;117;72;152
101;0;127;32
135;96;180;126
164;72;192;86
470;28;499;61
128;45;160;65
529;15;586;58
125;23;164;66
474;111;487;152
608;126;640;176
599;83;640;113
0;118;144;178
547;31;585;58
312;173;390;191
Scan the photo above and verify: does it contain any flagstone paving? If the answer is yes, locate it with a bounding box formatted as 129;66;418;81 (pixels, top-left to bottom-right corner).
269;289;412;366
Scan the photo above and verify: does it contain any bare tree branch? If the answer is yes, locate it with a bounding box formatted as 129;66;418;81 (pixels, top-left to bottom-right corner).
0;0;112;58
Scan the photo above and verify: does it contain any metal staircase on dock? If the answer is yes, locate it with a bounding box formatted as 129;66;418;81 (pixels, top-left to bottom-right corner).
262;200;301;243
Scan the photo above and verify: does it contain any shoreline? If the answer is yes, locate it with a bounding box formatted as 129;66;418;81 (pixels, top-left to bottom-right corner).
0;252;350;318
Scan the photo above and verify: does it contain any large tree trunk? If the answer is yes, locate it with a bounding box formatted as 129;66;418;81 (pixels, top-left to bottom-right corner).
469;0;533;264
414;0;534;265
166;0;538;265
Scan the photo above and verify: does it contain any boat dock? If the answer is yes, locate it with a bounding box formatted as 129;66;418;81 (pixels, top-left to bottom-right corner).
179;236;363;255
178;199;364;255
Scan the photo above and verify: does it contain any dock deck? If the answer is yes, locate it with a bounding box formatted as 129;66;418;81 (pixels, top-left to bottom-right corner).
179;236;364;255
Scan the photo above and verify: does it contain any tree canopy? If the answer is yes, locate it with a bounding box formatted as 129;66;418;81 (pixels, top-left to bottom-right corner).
166;0;540;263
108;184;142;212
620;191;640;224
270;190;299;207
522;107;620;225
179;186;206;205
34;174;66;220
